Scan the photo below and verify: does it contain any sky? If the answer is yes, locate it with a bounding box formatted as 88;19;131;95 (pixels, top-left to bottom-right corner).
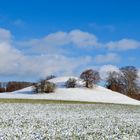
0;0;140;82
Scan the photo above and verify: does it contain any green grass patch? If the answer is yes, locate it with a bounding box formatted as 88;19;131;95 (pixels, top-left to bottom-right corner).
0;98;139;107
0;98;97;104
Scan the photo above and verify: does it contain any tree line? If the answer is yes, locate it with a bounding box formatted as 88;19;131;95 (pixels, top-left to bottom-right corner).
0;81;33;92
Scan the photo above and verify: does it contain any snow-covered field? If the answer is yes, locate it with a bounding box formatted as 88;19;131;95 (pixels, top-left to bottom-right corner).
0;77;140;139
0;76;140;105
0;103;139;139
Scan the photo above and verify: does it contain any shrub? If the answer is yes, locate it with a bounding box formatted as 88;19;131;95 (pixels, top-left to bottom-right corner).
80;69;100;88
65;78;77;88
34;79;56;93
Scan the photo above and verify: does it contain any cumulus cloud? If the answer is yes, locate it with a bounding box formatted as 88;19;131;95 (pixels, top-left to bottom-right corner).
106;39;140;51
0;42;22;75
0;43;86;78
20;30;140;53
0;28;140;81
21;29;100;53
0;29;95;79
69;30;99;47
0;41;90;78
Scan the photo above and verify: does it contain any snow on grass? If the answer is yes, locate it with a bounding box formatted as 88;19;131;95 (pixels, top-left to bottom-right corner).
0;103;139;139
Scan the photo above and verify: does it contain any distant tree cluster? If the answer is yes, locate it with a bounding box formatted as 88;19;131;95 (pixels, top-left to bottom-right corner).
6;82;33;92
106;66;140;96
0;81;33;93
64;69;101;89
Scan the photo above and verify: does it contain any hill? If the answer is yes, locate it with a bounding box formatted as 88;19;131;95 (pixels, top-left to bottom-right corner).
0;76;140;105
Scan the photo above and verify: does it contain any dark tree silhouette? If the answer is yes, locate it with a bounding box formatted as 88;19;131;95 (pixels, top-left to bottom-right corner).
106;66;140;96
0;82;6;92
105;71;124;93
80;69;100;88
6;82;33;92
120;66;139;95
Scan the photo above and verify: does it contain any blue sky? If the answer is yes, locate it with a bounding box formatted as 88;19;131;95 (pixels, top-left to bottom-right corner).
0;0;140;81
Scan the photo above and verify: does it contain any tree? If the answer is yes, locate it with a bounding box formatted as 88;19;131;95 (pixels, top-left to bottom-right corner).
106;66;140;95
80;69;100;88
120;66;139;95
65;78;77;88
105;71;124;93
0;82;6;93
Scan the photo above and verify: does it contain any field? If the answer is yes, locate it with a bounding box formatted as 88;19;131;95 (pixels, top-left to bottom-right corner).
0;102;140;140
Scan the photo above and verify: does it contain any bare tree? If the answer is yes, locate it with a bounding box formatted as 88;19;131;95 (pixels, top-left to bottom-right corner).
65;78;77;88
120;66;139;95
106;66;140;95
105;71;124;93
80;69;100;88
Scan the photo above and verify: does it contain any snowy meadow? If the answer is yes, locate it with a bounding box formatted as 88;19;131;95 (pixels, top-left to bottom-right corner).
0;103;139;140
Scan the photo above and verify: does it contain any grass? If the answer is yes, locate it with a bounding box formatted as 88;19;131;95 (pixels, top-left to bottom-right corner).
0;98;139;107
0;98;102;104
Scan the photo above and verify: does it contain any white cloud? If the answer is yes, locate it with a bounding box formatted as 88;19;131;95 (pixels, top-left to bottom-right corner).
0;43;87;78
0;28;139;81
0;42;88;78
0;42;22;75
94;53;120;64
0;29;93;79
21;30;140;53
106;39;140;51
69;30;98;47
21;29;100;53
